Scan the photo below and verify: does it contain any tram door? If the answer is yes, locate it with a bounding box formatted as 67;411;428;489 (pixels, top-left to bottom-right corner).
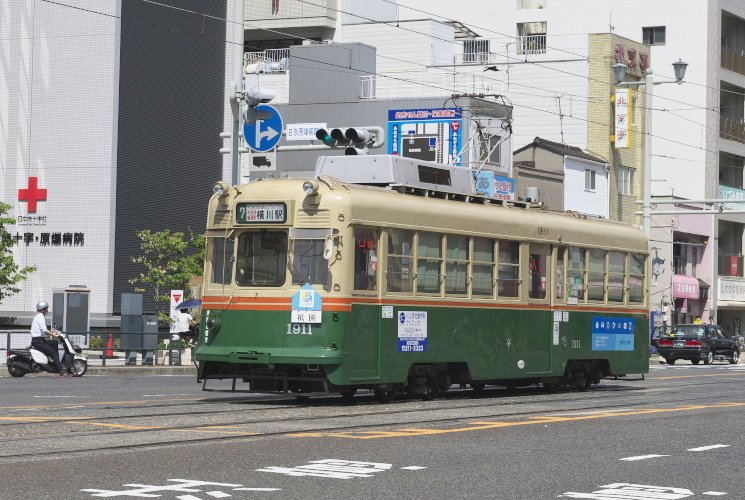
349;228;380;379
526;243;551;372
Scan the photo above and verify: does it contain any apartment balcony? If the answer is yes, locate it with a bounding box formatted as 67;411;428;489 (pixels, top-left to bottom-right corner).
722;46;745;77
719;253;744;278
453;33;588;65
720;115;745;144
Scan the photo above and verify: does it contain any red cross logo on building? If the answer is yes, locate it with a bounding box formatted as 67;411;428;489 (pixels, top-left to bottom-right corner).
18;177;48;212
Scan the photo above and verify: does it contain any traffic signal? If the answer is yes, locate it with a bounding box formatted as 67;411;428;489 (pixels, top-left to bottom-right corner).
315;128;351;147
344;128;370;155
244;87;276;124
314;127;372;154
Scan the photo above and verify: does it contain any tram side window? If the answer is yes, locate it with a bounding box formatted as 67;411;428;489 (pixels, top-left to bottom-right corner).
588;249;607;301
567;247;586;300
608;252;626;303
236;231;288;287
629;253;646;303
473;237;495;296
498;240;520;297
445;234;469;295
556;247;566;300
529;243;549;300
387;229;414;293
354;228;378;291
418;232;443;294
211;237;235;284
292;239;328;286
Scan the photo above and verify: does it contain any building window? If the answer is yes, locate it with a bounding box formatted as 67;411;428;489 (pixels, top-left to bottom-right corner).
618;166;635;195
585;169;596;191
480;134;502;164
517;22;547;54
692;246;698;276
463;39;490;63
642;27;666;45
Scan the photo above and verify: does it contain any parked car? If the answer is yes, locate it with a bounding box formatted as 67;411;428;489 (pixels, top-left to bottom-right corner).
651;325;671;351
657;324;739;365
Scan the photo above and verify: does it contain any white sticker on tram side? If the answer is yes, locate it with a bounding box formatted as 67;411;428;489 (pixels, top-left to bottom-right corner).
382;306;393;319
81;479;280;497
563;311;569;322
562;483;694;499
554;311;562;322
553;322;560;345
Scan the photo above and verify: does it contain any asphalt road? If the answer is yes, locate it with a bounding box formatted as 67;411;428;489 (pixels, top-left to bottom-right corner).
1;362;744;499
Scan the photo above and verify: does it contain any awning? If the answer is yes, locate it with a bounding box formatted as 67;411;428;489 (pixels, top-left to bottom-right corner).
672;274;699;299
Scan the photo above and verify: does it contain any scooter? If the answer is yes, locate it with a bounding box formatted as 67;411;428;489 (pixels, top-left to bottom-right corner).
6;326;88;377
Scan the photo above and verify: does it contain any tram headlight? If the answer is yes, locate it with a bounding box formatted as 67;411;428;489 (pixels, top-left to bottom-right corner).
303;180;319;195
213;181;230;197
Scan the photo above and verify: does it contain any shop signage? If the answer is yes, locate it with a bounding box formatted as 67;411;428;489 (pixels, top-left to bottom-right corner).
720;277;745;302
614;88;632;149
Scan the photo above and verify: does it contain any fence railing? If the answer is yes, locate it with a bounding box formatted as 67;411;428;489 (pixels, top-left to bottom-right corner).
722;45;745;77
719;253;744;278
720;115;745;144
1;331;190;367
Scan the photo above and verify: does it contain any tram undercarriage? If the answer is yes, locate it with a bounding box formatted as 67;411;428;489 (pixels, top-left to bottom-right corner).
199;359;623;401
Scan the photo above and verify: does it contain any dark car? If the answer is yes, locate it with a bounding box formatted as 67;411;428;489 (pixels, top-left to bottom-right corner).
651;325;671;351
658;324;739;365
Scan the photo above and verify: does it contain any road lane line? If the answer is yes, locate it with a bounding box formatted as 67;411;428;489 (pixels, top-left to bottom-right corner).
688;444;730;451
619;454;669;461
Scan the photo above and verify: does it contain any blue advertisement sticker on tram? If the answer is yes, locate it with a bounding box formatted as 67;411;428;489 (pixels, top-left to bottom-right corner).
591;317;635;351
398;311;428;352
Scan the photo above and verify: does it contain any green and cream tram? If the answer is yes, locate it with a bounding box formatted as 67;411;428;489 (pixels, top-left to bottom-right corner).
196;155;649;400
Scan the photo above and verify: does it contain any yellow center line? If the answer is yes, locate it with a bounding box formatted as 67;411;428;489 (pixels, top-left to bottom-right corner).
289;402;745;439
68;422;163;430
0;416;95;422
170;429;260;435
0;398;206;410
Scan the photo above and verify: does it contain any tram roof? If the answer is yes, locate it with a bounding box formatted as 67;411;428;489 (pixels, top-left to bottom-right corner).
214;178;648;254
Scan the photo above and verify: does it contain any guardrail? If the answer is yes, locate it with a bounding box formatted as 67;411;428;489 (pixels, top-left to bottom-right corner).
1;331;190;367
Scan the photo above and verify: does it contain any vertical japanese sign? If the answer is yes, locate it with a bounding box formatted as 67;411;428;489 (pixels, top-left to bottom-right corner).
615;88;632;149
388;108;463;166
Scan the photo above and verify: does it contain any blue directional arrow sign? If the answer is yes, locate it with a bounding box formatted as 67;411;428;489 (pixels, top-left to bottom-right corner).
244;104;283;152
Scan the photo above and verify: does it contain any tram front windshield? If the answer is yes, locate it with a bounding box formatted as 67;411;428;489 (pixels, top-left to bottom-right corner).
236;231;288;286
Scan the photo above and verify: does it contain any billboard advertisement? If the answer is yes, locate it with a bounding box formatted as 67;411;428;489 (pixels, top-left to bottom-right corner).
388;108;463;166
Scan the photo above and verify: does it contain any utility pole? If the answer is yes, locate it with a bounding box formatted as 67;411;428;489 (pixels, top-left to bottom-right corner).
230;0;245;186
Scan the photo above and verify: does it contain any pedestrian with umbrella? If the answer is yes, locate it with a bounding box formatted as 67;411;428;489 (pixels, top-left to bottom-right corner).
174;299;201;346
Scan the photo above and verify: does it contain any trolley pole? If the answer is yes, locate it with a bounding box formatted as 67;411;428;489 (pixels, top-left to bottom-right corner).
229;0;245;187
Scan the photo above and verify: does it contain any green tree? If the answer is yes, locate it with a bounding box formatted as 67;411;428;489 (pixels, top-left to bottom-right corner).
182;228;206;277
0;202;36;303
129;229;192;320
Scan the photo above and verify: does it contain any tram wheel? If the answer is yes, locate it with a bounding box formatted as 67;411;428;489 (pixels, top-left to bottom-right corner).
470;382;486;392
374;389;396;403
339;388;357;402
421;385;439;401
543;382;559;393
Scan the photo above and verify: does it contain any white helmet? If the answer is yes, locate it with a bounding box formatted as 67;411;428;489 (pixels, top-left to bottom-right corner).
36;301;49;311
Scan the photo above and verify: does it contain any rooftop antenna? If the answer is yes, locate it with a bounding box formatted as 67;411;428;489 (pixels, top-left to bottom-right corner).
608;12;615;33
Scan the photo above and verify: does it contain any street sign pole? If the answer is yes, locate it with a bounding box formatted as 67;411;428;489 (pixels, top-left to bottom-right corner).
230;0;245;187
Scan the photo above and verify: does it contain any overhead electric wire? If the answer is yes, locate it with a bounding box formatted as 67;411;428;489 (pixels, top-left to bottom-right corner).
34;0;739;161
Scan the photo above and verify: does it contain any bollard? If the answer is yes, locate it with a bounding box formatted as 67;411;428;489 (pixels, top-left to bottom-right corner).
106;334;115;358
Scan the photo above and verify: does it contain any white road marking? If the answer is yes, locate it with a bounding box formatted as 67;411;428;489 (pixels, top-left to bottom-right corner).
206;492;232;498
233;488;281;491
33;395;77;398
702;492;728;496
563;483;693;499
401;466;426;470
81;479;242;497
177;496;202;500
688;444;730;452
619;454;669;461
257;459;392;479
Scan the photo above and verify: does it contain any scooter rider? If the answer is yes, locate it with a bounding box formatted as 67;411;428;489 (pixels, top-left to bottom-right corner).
31;301;71;377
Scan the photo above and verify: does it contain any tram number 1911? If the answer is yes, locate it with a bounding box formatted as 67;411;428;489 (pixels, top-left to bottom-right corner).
286;324;314;335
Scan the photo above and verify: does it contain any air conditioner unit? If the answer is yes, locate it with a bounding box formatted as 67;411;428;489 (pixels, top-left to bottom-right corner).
322;39;333;44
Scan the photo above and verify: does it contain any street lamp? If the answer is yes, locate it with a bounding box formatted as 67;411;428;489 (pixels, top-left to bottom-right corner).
613;59;688;238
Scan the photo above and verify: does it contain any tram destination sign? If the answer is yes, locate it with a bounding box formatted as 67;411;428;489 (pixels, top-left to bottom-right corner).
236;203;287;223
